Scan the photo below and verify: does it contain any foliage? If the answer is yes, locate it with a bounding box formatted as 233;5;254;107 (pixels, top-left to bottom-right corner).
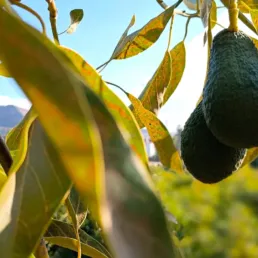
0;0;257;258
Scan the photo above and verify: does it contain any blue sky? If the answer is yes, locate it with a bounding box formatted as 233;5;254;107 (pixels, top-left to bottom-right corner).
0;0;239;132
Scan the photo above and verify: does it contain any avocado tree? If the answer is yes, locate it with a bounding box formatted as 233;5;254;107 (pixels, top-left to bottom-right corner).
0;0;258;257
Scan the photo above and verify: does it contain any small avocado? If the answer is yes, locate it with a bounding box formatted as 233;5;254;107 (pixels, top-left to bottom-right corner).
202;29;258;148
180;102;246;184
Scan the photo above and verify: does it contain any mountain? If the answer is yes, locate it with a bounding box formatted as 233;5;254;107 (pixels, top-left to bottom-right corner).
0;105;28;137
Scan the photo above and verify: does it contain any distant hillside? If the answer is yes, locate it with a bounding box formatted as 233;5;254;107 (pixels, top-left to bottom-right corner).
0;105;28;137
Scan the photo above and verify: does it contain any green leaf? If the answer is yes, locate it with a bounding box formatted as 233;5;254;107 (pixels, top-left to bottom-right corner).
68;187;88;228
0;62;10;77
0;8;104;219
0;118;71;258
67;9;84;34
109;3;178;59
128;93;184;173
138;51;172;116
6;108;37;175
45;220;110;258
60;46;149;167
164;41;186;104
83;87;180;258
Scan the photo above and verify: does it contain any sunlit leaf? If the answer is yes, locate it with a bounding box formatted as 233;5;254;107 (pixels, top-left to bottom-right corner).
241;147;258;167
6;108;37;175
67;9;84;34
164;41;186;104
251;37;258;48
210;0;217;29
0;118;71;257
84;87;180;258
110;3;180;59
128;92;184;173
60;46;149;167
0;167;7;190
0;62;10;77
223;0;258;13
239;11;258;36
138;51;172;116
0;9;104;220
250;9;258;32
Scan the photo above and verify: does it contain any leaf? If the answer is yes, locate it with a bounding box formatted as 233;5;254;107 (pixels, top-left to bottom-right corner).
67;9;84;34
251;36;258;48
65;196;82;258
128;92;184;173
200;0;212;28
110;3;178;59
69;187;88;228
45;220;111;258
83;87;180;258
0;62;10;77
0;118;72;258
60;46;149;167
250;9;258;32
0;8;104;219
0;167;7;191
138;51;172;116
6;108;37;175
241;147;258;167
239;11;258;36
164;41;186;104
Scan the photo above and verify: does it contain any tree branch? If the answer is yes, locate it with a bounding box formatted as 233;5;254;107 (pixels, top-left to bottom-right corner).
45;0;60;44
156;0;168;9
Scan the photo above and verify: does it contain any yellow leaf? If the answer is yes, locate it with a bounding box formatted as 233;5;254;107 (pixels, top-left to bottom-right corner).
210;0;217;29
164;41;186;104
251;36;258;48
60;46;149;168
110;4;178;59
0;62;10;77
241;147;258;167
128;93;184;173
250;9;258;32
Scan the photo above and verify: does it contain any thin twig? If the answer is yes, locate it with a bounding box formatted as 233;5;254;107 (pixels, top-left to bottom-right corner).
0;136;12;175
45;0;60;44
105;81;127;95
10;0;46;35
183;17;191;41
167;13;175;50
174;9;199;18
96;60;111;71
156;0;168;9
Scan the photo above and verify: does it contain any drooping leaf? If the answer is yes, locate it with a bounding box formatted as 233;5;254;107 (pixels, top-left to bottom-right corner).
210;0;217;29
68;187;88;228
128;92;184;173
137;51;172;117
65;196;82;258
250;9;258;32
45;220;111;258
60;46;149;167
0;62;10;77
109;2;180;60
67;9;84;34
239;11;258;36
0;167;7;190
83;86;180;258
241;147;258;167
0;8;104;220
164;41;186;104
0;118;72;258
6;108;37;175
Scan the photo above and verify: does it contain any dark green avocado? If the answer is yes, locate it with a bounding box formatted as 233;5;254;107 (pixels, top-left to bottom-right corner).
202;29;258;148
180;102;246;184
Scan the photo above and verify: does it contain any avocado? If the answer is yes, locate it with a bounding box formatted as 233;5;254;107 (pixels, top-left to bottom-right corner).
202;29;258;148
180;102;246;184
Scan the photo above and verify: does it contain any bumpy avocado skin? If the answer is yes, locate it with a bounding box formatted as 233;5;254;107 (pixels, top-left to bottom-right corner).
202;29;258;148
180;102;246;184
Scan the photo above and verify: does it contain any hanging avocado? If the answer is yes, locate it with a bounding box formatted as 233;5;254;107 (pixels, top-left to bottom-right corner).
180;102;246;184
202;29;258;148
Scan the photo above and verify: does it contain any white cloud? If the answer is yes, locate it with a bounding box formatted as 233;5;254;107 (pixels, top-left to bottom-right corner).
0;96;31;110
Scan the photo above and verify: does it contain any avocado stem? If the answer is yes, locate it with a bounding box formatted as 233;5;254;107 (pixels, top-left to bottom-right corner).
228;0;239;32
